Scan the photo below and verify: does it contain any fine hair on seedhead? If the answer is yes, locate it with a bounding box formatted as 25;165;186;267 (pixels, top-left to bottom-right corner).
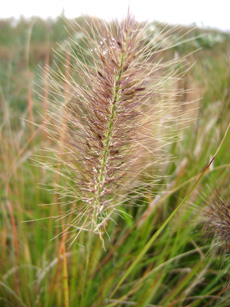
40;12;192;247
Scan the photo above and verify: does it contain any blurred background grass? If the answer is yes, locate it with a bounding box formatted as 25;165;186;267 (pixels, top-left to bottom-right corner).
0;17;230;306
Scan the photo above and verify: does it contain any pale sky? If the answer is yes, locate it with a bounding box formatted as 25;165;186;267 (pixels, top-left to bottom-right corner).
1;0;230;31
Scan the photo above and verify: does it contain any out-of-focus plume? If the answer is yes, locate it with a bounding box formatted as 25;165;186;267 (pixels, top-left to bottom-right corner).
203;194;230;253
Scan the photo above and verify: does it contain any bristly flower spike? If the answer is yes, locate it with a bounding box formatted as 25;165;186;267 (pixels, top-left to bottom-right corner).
43;14;188;245
204;195;230;253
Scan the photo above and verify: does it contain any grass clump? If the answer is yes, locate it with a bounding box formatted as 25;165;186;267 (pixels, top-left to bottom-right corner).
1;13;230;307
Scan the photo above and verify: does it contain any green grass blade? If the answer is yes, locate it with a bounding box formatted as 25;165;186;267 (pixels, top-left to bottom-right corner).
109;122;230;300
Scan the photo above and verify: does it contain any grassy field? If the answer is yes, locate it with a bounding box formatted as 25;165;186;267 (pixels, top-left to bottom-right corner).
1;16;230;307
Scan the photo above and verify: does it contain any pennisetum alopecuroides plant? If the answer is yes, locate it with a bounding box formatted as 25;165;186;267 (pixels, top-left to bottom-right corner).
36;12;230;307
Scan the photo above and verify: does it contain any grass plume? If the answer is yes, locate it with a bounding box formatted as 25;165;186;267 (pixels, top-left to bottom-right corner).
204;193;230;253
41;15;191;245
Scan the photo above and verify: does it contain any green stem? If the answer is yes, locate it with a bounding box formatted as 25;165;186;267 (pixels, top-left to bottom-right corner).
96;47;126;210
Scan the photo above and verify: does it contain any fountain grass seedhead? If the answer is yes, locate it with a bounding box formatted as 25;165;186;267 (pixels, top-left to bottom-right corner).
42;14;191;245
204;195;230;253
